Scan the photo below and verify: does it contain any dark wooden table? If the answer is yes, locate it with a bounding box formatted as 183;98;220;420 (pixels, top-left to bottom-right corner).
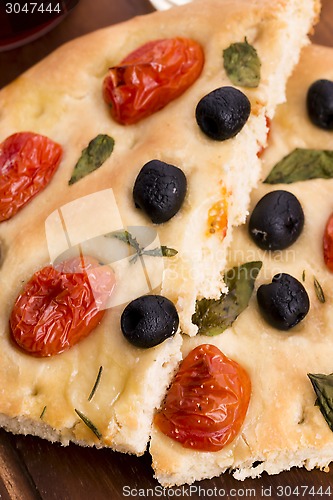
1;1;333;499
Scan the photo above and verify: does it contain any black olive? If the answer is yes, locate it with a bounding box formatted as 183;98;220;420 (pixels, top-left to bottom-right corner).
307;79;333;130
249;190;304;251
120;295;179;348
133;159;187;224
195;86;251;141
257;273;310;330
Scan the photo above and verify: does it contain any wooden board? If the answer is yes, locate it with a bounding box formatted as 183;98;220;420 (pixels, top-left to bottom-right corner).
0;1;333;498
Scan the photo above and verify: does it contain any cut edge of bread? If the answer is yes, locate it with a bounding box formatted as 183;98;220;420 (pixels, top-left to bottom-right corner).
0;0;322;470
0;334;182;457
168;0;321;336
151;428;332;487
151;0;323;484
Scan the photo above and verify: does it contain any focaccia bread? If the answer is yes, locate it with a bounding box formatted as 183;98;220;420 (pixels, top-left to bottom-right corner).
1;0;320;337
0;0;318;457
151;43;333;486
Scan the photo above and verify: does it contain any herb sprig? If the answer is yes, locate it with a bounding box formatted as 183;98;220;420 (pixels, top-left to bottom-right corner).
314;277;326;303
107;230;177;263
75;409;102;440
88;366;103;402
40;406;47;419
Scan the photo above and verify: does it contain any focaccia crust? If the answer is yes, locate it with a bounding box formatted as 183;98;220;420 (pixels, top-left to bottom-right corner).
151;44;333;486
0;0;319;460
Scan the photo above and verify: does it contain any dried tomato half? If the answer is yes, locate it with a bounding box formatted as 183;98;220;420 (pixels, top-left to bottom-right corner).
10;256;115;357
0;132;62;222
207;185;228;238
323;212;333;272
103;37;204;125
154;344;251;452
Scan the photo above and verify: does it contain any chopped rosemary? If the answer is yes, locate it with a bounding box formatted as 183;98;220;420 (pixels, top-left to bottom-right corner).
302;270;306;282
75;409;102;440
40;406;47;419
314;277;326;303
88;366;103;401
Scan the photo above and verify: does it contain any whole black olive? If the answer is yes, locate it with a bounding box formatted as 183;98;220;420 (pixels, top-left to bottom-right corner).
249;190;304;251
307;79;333;130
195;86;251;141
121;295;179;348
257;273;310;330
133;159;187;224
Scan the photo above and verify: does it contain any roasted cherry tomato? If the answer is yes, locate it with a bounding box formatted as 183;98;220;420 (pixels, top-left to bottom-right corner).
154;344;251;452
207;185;228;238
0;132;62;222
10;256;115;357
323;212;333;272
103;37;204;125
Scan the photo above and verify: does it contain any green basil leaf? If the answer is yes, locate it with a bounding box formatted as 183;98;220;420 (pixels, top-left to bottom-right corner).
264;148;333;184
69;134;114;185
223;39;261;88
308;373;333;432
192;261;262;336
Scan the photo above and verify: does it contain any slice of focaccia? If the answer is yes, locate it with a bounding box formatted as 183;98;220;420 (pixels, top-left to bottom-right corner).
0;0;318;456
150;43;333;486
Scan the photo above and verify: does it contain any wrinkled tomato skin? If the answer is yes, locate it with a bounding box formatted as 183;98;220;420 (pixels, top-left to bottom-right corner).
323;212;333;272
103;37;204;125
154;344;251;452
10;256;115;357
0;132;62;222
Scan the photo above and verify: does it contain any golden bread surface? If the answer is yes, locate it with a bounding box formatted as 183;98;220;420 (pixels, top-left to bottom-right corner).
0;0;319;456
151;44;333;486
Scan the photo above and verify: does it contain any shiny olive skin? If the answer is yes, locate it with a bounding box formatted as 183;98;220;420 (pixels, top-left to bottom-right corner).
121;295;179;348
249;190;304;251
257;273;310;330
307;79;333;130
195;86;251;141
133;159;187;224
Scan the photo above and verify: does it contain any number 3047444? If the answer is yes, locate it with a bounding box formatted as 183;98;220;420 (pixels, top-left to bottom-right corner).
276;485;332;497
5;3;61;13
